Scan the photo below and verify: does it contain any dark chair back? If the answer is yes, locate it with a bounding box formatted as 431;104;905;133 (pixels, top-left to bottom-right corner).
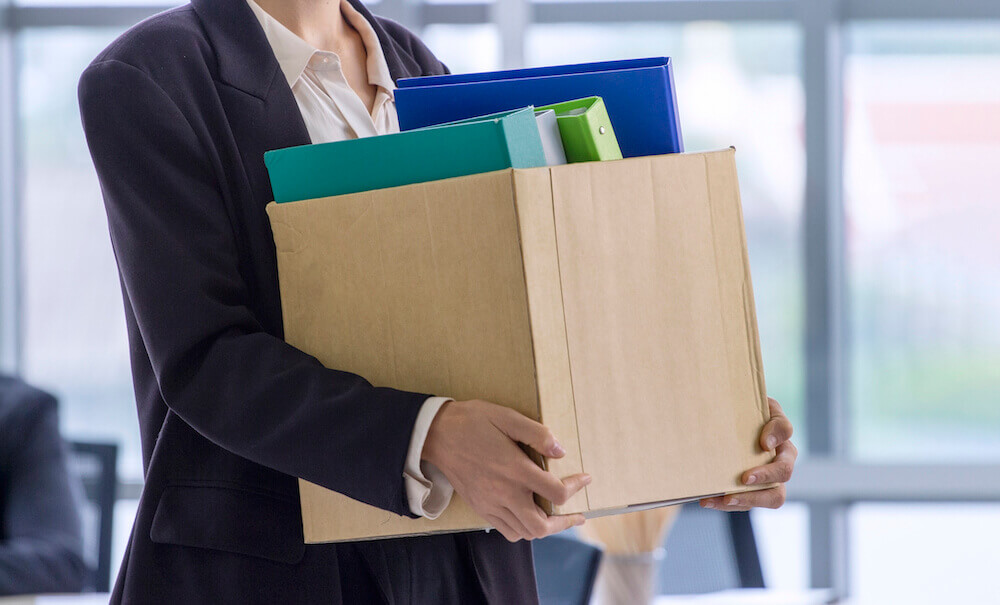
656;504;764;594
533;533;603;605
68;441;118;593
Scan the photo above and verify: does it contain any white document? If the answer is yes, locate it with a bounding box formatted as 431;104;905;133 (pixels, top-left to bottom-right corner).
534;109;568;166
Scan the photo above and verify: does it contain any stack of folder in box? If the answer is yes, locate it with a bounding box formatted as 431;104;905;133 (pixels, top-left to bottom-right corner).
264;57;683;204
257;58;781;547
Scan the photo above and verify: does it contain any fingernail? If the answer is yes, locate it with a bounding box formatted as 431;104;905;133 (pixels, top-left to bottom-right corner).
727;497;740;506
575;517;586;526
702;501;714;509
766;436;777;449
582;474;593;485
745;474;757;485
551;441;566;457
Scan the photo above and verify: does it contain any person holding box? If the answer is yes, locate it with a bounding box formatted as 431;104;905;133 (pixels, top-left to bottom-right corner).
78;0;797;603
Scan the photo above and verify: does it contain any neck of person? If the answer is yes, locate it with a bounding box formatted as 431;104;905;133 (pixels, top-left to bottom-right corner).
254;0;352;53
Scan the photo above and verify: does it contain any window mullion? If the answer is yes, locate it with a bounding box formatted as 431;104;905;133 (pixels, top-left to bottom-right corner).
0;8;22;375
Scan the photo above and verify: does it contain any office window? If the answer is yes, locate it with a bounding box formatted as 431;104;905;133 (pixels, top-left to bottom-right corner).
527;22;807;448
752;504;810;590
845;23;1000;462
18;27;143;480
109;499;139;588
421;24;501;74
851;503;1000;603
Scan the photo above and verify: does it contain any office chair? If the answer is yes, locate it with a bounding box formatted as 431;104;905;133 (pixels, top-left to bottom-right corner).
656;503;765;594
68;441;119;593
533;533;603;605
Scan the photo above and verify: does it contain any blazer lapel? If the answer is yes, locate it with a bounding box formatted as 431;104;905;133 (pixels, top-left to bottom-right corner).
190;0;312;163
190;0;280;100
192;0;422;96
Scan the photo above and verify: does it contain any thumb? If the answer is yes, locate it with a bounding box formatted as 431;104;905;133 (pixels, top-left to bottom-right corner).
493;408;566;458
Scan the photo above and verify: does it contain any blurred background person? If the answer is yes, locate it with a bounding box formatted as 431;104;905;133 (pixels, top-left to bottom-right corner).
0;375;86;595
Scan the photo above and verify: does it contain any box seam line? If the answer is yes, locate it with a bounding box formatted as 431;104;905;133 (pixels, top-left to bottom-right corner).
509;169;544;429
548;167;591;513
509;169;553;517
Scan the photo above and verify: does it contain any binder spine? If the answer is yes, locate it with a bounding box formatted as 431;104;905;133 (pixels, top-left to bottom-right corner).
495;119;515;169
500;111;548;169
557;118;596;164
580;114;604;162
663;60;685;153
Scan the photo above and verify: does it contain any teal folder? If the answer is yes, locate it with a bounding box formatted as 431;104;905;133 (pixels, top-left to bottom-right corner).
265;107;547;203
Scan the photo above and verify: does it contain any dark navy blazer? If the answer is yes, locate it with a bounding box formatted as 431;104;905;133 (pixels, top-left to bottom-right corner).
78;1;536;602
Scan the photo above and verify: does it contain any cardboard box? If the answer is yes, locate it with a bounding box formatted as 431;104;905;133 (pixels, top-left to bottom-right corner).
266;148;773;543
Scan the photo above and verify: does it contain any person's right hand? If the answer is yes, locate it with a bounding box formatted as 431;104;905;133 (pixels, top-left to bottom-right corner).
422;399;590;542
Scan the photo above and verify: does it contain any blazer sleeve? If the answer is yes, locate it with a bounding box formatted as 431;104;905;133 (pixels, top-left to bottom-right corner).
0;391;86;595
78;59;428;517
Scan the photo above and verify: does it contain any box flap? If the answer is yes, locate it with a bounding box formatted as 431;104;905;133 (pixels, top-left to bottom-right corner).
511;168;589;514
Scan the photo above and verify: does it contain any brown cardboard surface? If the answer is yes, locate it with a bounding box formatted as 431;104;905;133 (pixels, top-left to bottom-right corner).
543;152;770;512
266;148;773;543
510;168;589;514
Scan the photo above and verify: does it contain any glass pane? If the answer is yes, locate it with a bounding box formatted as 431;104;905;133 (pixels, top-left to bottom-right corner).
18;27;144;481
527;23;807;448
851;503;1000;603
752;504;810;590
111;499;139;588
421;24;500;74
846;23;1000;461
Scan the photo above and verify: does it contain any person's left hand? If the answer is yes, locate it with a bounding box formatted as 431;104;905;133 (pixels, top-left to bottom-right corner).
699;397;796;511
